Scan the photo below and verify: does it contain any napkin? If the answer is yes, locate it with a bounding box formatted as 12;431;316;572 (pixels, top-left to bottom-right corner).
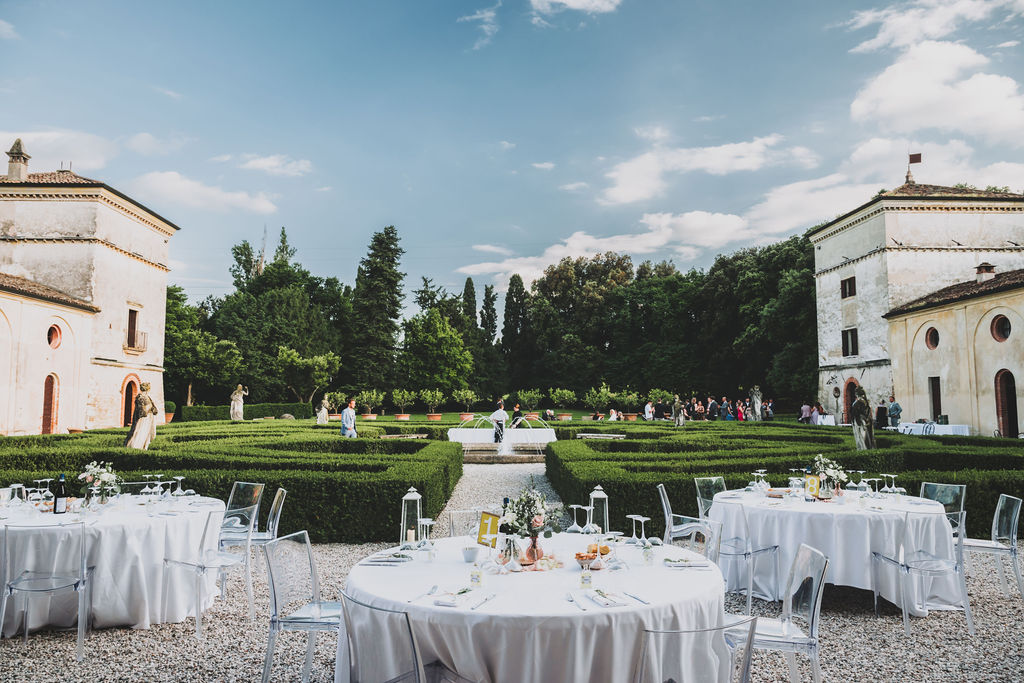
663;557;712;569
585;589;629;607
370;552;413;563
434;588;474;607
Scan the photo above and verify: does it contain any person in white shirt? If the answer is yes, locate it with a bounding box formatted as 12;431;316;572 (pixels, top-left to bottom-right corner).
340;398;357;438
643;401;654;421
607;409;619;421
489;400;509;443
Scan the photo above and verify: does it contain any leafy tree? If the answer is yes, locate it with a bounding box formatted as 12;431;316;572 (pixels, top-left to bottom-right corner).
273;226;296;264
583;383;615;414
229;240;258;291
352;226;405;389
461;277;477;328
354;388;385;414
398;309;473;394
515;388;543;411
391;389;416;413
452;388;478;412
549;388;576;410
413;276;444;311
276;346;341;403
502;274;534;387
480;284;498;343
163;285;243;405
617;390;640;413
419;388;444;413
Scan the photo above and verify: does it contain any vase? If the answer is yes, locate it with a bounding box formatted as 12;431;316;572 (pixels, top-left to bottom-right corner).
499;537;522;565
524;535;544;565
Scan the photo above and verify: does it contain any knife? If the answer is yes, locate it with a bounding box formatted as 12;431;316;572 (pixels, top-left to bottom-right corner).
623;591;649;604
470;593;497;610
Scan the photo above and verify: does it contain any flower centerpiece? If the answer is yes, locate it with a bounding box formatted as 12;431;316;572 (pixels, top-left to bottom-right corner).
500;482;561;565
78;461;121;502
812;453;847;497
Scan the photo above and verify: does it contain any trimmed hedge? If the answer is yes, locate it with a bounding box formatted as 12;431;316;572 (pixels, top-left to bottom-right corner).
0;421;460;543
545;421;1024;540
180;402;314;421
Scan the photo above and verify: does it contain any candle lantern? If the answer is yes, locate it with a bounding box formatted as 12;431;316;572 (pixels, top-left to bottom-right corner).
400;487;422;549
589;485;610;534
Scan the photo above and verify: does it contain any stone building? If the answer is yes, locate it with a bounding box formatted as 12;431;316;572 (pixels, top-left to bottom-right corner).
807;175;1024;428
884;265;1023;438
0;139;180;435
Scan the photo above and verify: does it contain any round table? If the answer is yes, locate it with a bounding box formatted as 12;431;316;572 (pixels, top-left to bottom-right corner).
708;490;959;616
337;533;727;683
0;495;224;637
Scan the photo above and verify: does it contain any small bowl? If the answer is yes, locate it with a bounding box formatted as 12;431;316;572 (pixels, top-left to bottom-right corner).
462;546;481;563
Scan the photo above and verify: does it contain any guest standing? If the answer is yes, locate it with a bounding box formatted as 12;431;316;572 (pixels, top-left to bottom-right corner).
887;396;903;427
490;400;509;442
340;398;357;438
707;396;719;421
124;382;159;450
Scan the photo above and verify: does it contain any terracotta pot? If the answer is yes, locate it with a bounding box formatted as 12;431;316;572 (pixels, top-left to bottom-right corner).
426;413;443;421
557;413;573;421
361;414;377;420
328;413;342;421
459;412;475;421
394;414;411;421
624;413;638;422
164;412;175;423
67;428;84;434
525;412;540;420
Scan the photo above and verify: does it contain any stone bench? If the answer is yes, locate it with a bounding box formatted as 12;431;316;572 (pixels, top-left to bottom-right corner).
575;433;626;440
380;433;429;440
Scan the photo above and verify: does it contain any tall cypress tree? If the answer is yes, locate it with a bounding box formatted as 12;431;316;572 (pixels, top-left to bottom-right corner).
461;277;477;328
480;284;498;343
502;273;533;387
352;226;405;389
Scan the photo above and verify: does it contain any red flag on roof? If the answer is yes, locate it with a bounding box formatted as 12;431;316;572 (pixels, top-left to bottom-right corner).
908;153;922;164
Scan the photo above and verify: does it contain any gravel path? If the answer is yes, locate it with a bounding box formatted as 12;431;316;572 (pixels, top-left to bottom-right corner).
1;464;1022;682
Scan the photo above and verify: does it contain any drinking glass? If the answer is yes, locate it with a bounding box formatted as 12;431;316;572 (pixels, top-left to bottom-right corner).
153;474;166;498
581;505;598;534
625;515;641;545
172;476;186;497
893;475;906;496
141;474;155;497
566;504;583;533
28;483;44;509
416;518;435;549
8;483;25;508
41;478;55;512
880;474;896;497
635;516;650;545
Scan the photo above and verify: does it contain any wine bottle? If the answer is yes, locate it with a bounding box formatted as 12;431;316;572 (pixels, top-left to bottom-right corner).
53;473;68;514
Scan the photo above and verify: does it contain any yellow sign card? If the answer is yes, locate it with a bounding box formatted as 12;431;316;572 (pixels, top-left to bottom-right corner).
477;511;500;547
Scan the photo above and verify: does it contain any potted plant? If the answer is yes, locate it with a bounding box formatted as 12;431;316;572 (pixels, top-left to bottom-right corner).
516;388;544;420
618;390;639;421
392;389;415;421
325;391;346;420
452;388;477;421
164;400;176;424
355;389;385;420
583;383;615;420
419;388;445;421
549;388;576;421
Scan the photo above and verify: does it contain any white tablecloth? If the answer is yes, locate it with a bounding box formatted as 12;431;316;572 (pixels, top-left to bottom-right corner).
337;534;727;683
898;423;970;436
0;496;224;636
446;428;557;444
818;415;836;426
709;491;959;616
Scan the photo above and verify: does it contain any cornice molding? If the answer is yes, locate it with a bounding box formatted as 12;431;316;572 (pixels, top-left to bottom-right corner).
0;236;170;272
0;186;177;238
815;245;1024;277
810;201;1024;244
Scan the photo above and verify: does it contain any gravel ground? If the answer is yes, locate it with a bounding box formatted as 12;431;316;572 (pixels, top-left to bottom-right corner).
1;464;1022;682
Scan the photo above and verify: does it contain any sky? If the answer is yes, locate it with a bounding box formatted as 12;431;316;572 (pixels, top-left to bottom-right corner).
2;0;1024;310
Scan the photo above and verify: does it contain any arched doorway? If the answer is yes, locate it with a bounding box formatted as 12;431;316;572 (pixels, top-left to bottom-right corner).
995;369;1019;438
843;378;859;424
41;374;58;434
123;379;138;427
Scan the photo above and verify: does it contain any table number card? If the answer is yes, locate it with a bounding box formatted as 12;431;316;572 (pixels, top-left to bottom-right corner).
477;511;500;547
804;475;820;498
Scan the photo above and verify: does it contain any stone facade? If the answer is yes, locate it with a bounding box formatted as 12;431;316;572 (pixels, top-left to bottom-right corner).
0;140;179;435
809;179;1024;425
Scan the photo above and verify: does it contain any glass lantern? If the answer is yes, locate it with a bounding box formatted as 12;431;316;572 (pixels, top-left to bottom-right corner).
400;487;422;549
589;485;610;534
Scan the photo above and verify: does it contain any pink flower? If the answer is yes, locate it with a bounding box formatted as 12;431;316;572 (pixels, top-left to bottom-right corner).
85;475;94;483
531;515;544;529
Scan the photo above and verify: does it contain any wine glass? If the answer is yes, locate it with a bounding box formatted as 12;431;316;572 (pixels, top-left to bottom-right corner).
141;474;155;497
880;474;895;497
8;484;25;508
153;474;166;498
28;482;44;509
416;518;435;551
506;533;523;572
566;504;583;533
635;515;650;545
41;478;55;512
581;505;598;534
172;476;186;497
625;514;641;544
893;475;906;496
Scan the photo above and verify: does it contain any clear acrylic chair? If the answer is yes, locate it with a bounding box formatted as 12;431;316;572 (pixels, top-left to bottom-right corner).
727;543;829;683
221;487;287;549
224;481;266;522
694;476;726;520
716;501;780;615
341;590;428;683
165;504;257;638
656;485;723;560
963;494;1023;599
871;510;974;636
919;482;966;535
636;616;757;683
0;522;92;661
261;530;341;683
447;509;484;538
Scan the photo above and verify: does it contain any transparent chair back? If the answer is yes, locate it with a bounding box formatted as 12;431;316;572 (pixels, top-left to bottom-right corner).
694;476;726;518
448;509;484;538
781;543;829;641
225;481;266;516
220;502;259;546
264;488;288;538
992;494;1022;546
656;483;676;535
919;482;966;531
265;530;322;622
674;515;723;564
636;616;756;683
342;591;426;683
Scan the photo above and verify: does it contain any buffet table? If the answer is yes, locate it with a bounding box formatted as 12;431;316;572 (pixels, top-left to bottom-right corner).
446;427;557;445
337;534;728;683
709;490;960;616
0;496;224;637
898;423;971;436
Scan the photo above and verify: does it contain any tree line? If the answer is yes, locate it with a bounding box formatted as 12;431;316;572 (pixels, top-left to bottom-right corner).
164;226;817;410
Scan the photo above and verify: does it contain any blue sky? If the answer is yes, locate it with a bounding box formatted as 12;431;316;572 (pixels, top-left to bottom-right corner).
2;0;1023;307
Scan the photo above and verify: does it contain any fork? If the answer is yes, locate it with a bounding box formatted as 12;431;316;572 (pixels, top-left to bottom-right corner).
407;585;438;603
566;592;587;611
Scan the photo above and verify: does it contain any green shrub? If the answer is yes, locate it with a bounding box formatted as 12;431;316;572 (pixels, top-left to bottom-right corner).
419;389;444;413
550;388;576;410
181;402;314;421
355;389;385;414
164;400;177;414
392;389;416;413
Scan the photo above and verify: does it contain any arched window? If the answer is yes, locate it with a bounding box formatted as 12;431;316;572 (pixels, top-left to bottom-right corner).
42;374;58;434
995;369;1019;439
843;378;859;425
121;375;141;427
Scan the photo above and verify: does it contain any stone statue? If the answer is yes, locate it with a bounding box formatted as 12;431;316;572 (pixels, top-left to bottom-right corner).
748;385;763;422
229;384;248;421
316;397;330;425
851;386;876;450
124;382;159;450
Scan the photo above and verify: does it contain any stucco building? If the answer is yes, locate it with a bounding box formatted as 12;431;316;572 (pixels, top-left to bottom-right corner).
808;174;1024;430
0;139;180;435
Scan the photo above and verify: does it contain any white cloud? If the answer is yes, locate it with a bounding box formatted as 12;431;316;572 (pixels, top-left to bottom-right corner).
995;40;1020;47
600;134;818;205
130;171;277;214
846;0;998;53
473;243;515;256
0;129;118;171
693;114;724;123
559;181;589;191
209;154;233;163
458;2;501;50
532;161;555;170
634;125;670;142
152;86;182;100
499;140;516;150
850;40;1024;146
0;19;17;39
530;0;623;14
126;132;188;156
315;186;333;192
238;154;313;177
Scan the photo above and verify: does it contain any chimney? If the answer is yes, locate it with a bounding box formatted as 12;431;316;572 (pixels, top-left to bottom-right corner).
6;138;30;181
976;262;996;283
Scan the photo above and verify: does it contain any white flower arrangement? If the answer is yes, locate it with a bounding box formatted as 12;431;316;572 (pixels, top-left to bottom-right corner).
78;461;121;493
500;482;561;537
812;453;848;483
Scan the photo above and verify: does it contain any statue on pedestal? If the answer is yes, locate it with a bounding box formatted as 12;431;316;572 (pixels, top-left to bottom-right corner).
851;386;876;450
229;384;248;421
316;397;330;425
124;382;159;450
748;385;763;422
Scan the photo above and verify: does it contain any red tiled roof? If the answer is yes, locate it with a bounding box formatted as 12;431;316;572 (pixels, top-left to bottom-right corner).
0;272;100;312
884;268;1024;318
0;170;103;184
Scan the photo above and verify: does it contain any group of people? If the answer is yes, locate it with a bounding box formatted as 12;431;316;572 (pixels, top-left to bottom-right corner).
798;401;830;425
601;395;775;425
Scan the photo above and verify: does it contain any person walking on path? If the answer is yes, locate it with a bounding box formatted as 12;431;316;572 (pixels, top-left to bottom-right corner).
340;398;357;438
